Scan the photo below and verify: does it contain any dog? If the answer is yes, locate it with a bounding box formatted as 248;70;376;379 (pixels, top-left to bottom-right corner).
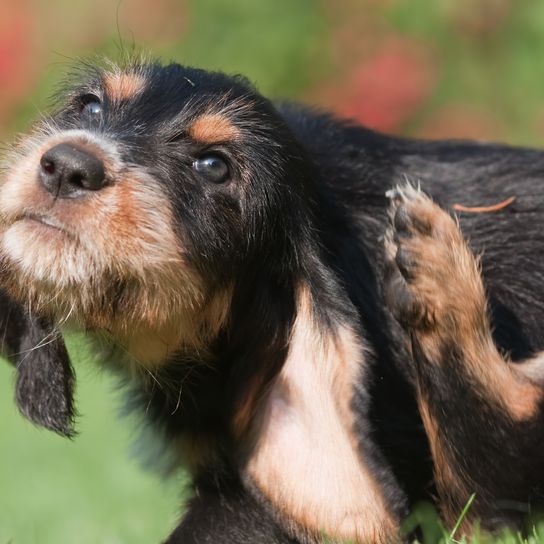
1;58;543;543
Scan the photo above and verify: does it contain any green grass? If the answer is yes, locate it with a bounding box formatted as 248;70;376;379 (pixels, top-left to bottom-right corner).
0;340;186;544
400;501;544;544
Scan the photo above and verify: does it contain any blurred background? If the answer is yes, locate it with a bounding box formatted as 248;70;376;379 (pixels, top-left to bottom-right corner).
2;0;544;542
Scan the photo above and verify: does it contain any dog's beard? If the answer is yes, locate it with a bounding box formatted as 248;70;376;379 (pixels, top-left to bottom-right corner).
0;241;200;328
0;239;233;370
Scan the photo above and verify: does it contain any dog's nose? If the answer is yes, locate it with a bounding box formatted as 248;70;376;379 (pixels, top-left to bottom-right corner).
39;143;107;198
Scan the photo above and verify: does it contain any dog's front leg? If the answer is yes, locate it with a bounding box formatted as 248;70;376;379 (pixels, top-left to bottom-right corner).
163;473;296;544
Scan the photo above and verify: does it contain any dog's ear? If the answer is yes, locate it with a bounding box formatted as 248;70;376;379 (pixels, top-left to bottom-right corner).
0;290;76;437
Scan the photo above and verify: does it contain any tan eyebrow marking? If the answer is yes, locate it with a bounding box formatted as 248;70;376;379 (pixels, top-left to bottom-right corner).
188;113;241;144
103;72;146;102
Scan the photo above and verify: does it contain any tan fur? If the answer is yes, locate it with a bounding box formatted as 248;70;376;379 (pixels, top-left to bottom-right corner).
517;353;544;384
0;129;231;368
389;188;542;421
188;113;241;144
245;286;398;543
110;287;232;368
103;71;146;102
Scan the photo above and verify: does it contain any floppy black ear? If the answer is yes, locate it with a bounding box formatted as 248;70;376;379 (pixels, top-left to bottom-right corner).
0;290;76;437
0;290;27;360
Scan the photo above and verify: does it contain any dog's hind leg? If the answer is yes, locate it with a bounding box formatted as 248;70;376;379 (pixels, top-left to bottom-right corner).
384;185;544;529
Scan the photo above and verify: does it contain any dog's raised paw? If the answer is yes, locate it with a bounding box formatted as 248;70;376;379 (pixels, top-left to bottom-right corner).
384;184;470;332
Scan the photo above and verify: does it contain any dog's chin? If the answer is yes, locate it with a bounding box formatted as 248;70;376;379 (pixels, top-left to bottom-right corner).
1;218;92;287
0;218;108;328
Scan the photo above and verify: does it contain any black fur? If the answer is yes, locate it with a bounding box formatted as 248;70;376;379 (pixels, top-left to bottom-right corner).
15;315;76;437
0;292;75;437
2;60;544;542
164;470;297;544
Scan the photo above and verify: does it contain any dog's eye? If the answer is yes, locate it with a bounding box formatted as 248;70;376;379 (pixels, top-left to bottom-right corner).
193;154;230;184
80;94;102;117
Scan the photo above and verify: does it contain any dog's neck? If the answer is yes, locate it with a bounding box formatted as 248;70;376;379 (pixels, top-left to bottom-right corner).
78;286;233;372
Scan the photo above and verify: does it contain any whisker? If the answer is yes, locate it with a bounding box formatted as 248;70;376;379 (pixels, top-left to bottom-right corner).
15;332;59;369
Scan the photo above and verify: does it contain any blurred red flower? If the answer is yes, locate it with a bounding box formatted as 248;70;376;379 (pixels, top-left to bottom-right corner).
338;38;437;132
0;0;38;128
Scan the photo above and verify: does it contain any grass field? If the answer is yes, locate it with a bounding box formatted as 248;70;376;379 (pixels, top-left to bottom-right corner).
401;501;544;544
0;337;186;544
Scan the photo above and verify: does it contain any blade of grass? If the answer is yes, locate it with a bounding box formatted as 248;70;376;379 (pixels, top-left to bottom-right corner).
450;493;476;541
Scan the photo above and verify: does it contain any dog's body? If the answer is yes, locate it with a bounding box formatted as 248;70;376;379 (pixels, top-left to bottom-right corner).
2;61;544;543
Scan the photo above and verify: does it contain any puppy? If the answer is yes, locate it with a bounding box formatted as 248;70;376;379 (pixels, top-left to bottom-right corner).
385;186;544;531
0;60;405;544
2;59;543;542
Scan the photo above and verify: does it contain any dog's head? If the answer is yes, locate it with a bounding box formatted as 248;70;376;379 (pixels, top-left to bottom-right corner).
0;60;316;431
1;61;315;359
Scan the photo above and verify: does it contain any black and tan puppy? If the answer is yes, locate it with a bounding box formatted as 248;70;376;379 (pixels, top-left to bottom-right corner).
0;60;405;544
385;186;544;531
1;59;544;542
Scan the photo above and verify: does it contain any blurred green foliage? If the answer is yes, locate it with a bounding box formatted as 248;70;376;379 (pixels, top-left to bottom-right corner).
179;0;326;96
385;0;544;143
